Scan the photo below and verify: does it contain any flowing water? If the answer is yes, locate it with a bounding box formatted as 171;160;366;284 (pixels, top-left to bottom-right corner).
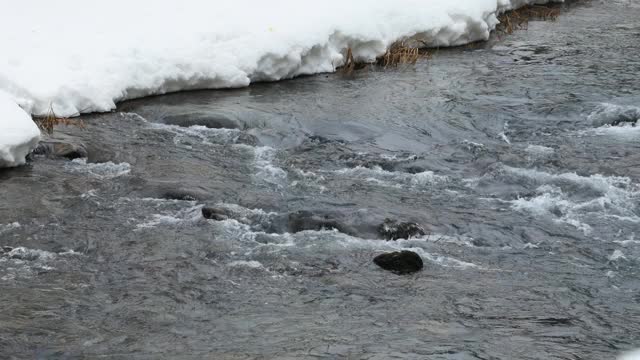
1;1;640;359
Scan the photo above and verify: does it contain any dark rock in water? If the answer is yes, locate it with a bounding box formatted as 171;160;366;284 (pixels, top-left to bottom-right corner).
471;238;491;247
235;133;260;146
403;166;426;174
139;182;214;202
202;207;231;221
377;218;425;240
162;189;201;201
0;246;14;255
373;251;423;274
288;210;354;234
33;140;88;160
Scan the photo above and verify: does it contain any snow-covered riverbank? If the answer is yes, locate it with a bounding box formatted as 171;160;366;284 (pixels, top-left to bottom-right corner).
0;93;40;167
0;0;557;167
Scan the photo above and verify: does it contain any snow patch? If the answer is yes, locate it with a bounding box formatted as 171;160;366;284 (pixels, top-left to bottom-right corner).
0;92;40;168
1;0;556;122
619;349;640;360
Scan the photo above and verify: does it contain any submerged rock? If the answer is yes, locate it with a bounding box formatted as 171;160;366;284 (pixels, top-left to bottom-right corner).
373;250;423;274
288;210;354;234
161;189;203;201
163;113;241;129
377;218;425;240
33;140;88;160
0;246;14;255
201;207;231;221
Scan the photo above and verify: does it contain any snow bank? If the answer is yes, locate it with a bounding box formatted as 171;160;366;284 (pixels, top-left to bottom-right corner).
0;0;556;166
0;92;40;167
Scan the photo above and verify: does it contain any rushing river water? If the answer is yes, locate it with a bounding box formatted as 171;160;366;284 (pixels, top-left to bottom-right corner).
2;1;640;359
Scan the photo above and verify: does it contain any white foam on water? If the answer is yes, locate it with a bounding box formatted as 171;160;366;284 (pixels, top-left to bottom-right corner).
136;204;203;229
499;132;511;144
498;122;511;144
203;203;279;232
614;235;640;247
0;246;61;281
577;103;640;137
511;188;593;235
334;165;448;189
587;103;640;127
253;146;288;188
462;140;487;155
525;144;554;161
609;249;626;261
0;222;21;236
149;122;243;148
80;190;98;199
339;234;479;269
228;260;265;269
505;166;640;235
4;247;56;261
215;220;480;270
379;154;419;162
66;158;131;179
290;167;327;192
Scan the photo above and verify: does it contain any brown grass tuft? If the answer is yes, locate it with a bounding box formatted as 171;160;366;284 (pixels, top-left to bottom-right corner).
376;42;425;68
339;41;428;75
32;104;85;135
497;4;561;34
340;47;357;75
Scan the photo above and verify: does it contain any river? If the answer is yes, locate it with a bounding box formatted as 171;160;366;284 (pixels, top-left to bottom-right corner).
1;1;639;359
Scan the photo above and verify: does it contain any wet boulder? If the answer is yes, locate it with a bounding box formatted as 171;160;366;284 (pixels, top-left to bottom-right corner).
377;218;425;240
202;206;232;221
33;140;88;160
0;246;14;255
161;189;206;201
373;250;423;274
288;210;354;235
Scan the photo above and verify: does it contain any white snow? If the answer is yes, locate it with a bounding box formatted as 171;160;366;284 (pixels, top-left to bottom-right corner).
0;0;557;167
0;92;40;167
619;349;640;360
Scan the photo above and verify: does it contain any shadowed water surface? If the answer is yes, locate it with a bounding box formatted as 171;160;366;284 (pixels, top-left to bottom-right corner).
1;1;640;359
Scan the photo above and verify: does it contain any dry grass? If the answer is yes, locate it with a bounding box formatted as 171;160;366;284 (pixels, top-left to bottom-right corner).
32;104;85;135
339;41;428;75
376;42;426;68
337;3;562;75
497;4;561;34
